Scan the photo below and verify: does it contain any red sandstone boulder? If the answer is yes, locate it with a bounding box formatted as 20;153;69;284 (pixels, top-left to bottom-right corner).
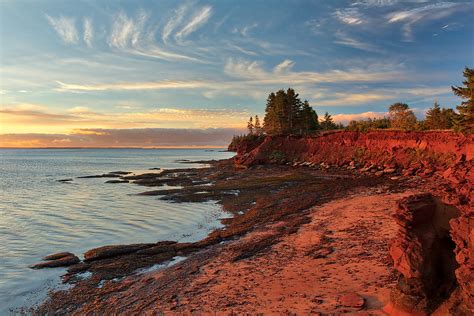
84;243;155;262
338;292;365;310
30;254;80;269
42;252;76;261
136;241;177;255
390;193;462;314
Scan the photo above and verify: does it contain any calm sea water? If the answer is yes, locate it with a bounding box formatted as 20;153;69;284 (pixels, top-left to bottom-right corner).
0;148;234;314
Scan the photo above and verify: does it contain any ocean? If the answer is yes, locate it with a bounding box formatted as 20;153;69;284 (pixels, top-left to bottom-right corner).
0;148;234;314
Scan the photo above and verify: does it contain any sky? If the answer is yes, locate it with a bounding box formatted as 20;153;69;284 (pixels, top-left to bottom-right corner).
0;0;473;147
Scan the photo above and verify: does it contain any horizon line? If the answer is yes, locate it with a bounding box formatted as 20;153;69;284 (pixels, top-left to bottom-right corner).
0;146;229;149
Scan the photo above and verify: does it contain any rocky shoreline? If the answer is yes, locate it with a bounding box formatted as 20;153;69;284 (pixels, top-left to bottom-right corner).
30;131;473;314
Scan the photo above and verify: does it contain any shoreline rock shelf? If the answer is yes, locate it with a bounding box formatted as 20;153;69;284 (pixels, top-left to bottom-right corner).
30;252;80;269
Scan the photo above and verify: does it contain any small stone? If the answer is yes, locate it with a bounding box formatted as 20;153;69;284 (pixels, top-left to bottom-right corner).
338;292;365;310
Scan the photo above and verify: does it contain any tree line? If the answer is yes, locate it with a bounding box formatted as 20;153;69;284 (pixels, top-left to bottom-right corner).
237;66;473;140
246;88;342;136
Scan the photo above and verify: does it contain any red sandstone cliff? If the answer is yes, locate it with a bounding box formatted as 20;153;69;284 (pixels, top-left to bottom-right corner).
232;131;473;314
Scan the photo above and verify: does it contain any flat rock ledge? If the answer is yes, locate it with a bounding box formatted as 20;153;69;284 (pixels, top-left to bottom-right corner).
30;252;80;269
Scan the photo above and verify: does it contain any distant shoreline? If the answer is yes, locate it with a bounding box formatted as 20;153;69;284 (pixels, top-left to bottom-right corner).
0;146;229;150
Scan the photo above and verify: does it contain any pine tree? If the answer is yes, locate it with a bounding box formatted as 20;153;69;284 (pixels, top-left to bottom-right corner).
452;67;474;133
263;92;277;134
254;115;262;135
425;101;456;130
320;112;338;130
263;88;320;135
301;100;319;133
247;116;254;135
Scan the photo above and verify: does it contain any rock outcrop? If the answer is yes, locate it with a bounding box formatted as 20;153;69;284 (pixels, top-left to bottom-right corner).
84;243;156;261
30;252;80;269
389;194;461;314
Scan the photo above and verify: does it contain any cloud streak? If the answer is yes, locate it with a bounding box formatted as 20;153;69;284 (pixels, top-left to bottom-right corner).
334;32;382;53
175;5;213;42
107;10;204;62
386;2;465;41
333;8;365;25
162;4;189;43
224;58;402;85
83;17;93;47
46;15;79;44
55;80;207;91
315;93;392;106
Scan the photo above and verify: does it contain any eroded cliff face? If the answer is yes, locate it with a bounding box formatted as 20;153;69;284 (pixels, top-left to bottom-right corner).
232;131;473;314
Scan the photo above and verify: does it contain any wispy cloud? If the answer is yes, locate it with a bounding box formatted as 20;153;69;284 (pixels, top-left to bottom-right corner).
334;31;382;53
227;43;259;56
273;59;295;74
46;15;79;44
306;19;328;35
351;0;399;7
83;17;93;47
386;2;465;41
108;10;148;49
232;23;258;37
315;92;392;106
55;80;207;92
224;58;402;84
162;4;189;44
107;11;203;62
175;5;213;42
333;8;365;25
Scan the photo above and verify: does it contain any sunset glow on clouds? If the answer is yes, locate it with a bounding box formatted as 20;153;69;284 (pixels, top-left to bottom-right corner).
1;0;473;147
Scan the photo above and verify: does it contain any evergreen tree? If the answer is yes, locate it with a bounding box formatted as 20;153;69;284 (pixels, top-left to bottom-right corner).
320;112;338;130
388;102;417;130
254;115;262;135
263;88;319;135
300;100;319;133
425;101;456;130
263;92;277;134
440;108;457;129
247;116;254;135
452;67;474;132
424;102;442;130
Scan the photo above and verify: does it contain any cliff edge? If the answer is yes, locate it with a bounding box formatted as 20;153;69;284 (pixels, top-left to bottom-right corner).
232;130;473;315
